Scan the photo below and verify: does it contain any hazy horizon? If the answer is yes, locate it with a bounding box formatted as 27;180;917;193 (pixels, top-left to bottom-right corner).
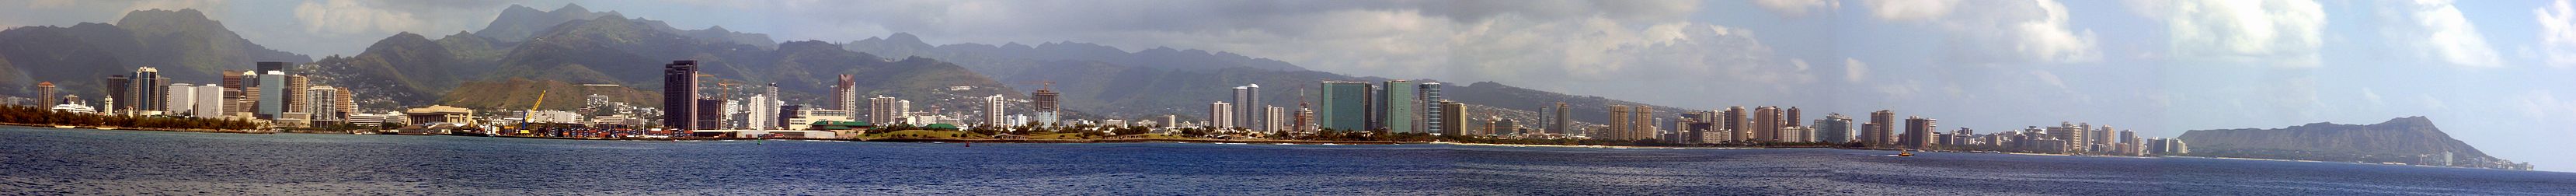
2;0;2569;172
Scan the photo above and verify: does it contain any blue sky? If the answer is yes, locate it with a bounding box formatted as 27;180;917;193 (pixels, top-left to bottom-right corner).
2;0;2570;172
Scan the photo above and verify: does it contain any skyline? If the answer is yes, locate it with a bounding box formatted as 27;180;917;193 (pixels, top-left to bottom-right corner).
1;0;2570;172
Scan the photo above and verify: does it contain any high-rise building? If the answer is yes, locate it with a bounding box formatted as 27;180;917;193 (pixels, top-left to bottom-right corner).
1551;102;1569;135
256;61;287;73
1632;107;1654;141
336;88;354;118
1208;102;1235;129
1903;116;1936;150
1785;107;1801;127
1419;82;1442;135
1032;83;1060;126
1233;84;1260;131
1723;107;1747;142
305;86;340;122
105;75;131;113
1318;81;1373;131
227;71;255;116
285;75;309;114
1820;113;1854;144
165;83;195;116
1868;110;1895;145
984;94;1008;125
1265;106;1287;131
34;82;54;107
1753;107;1781;142
746;95;774;130
694;99;722;129
194;84;223;117
1607;105;1630;139
130;67;165;113
869;96;911;124
257;71;286;119
663;61;699;130
834;75;857;113
1379;80;1419;133
1438;100;1466;136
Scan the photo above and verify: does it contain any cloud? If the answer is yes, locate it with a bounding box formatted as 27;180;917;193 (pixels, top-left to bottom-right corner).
1843;58;1868;82
293;0;427;36
2030;70;2066;89
1864;0;2099;63
2363;88;2385;106
2512;91;2576;121
2376;0;2502;68
1866;0;1959;20
2536;0;2576;68
1753;0;1839;17
2127;0;2327;67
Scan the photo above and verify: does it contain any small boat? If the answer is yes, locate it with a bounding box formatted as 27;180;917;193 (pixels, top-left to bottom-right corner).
1898;151;1915;157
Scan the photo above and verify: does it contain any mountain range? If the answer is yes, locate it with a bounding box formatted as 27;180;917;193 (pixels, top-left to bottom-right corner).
0;9;310;99
2178;117;2501;164
3;4;1692;130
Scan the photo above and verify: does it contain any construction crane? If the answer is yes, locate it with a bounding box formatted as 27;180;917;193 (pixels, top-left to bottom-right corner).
518;90;548;136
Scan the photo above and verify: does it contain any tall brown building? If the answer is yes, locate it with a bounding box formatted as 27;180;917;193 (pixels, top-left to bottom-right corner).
285;75;310;113
833;74;856;112
34;82;54;107
1785;107;1801;127
1753;107;1779;142
1633;107;1654;141
1723;106;1746;142
1607;105;1631;140
1868;110;1895;145
1904;116;1936;150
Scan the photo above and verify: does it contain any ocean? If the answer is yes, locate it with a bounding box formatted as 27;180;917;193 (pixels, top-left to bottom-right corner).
1;126;2568;195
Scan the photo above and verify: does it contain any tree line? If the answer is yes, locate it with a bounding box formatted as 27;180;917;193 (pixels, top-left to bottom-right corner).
0;105;260;130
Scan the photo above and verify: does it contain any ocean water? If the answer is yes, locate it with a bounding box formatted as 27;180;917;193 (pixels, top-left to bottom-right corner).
1;126;2570;195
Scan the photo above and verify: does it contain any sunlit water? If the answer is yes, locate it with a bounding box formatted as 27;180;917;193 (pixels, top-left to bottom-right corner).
2;126;2569;195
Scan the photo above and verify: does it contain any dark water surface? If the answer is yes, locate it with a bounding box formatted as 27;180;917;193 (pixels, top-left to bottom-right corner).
2;126;2570;195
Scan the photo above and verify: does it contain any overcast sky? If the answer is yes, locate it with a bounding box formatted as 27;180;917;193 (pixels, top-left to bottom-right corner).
4;0;2573;171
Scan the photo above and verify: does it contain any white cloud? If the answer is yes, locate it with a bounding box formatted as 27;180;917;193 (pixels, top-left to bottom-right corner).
2127;0;2327;67
1865;0;2099;63
2363;88;2385;106
2512;91;2576;121
1753;0;1839;17
1866;0;1959;21
292;0;427;36
1843;58;1868;82
2536;0;2576;68
2377;0;2502;68
2031;70;2066;89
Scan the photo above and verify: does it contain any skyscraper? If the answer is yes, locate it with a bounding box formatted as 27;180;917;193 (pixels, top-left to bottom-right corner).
1233;84;1260;131
663;61;699;130
256;61;287;73
869;96;911;124
694;98;722;129
285;75;309;114
257;71;285;119
1753;107;1780;142
1318;81;1373;131
984;94;1007;125
747;95;774;130
1785;107;1801;127
305;86;339;121
1208;102;1234;129
1265;106;1287;131
1868;110;1895;145
1723;107;1746;142
1551;102;1569;135
106;75;131;113
193;84;223;117
1608;105;1630;140
1904;116;1936;150
130;67;165;113
165;83;195;116
1032;83;1060;126
1419;82;1442;135
834;75;857;113
34;82;54;107
1819;114;1854;144
1379;80;1418;133
1439;100;1466;136
1633;106;1654;141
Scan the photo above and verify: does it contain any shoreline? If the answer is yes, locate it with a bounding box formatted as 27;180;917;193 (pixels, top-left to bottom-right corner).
1;124;272;134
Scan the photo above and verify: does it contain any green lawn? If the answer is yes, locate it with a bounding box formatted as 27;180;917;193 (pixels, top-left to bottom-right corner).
865;130;990;139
